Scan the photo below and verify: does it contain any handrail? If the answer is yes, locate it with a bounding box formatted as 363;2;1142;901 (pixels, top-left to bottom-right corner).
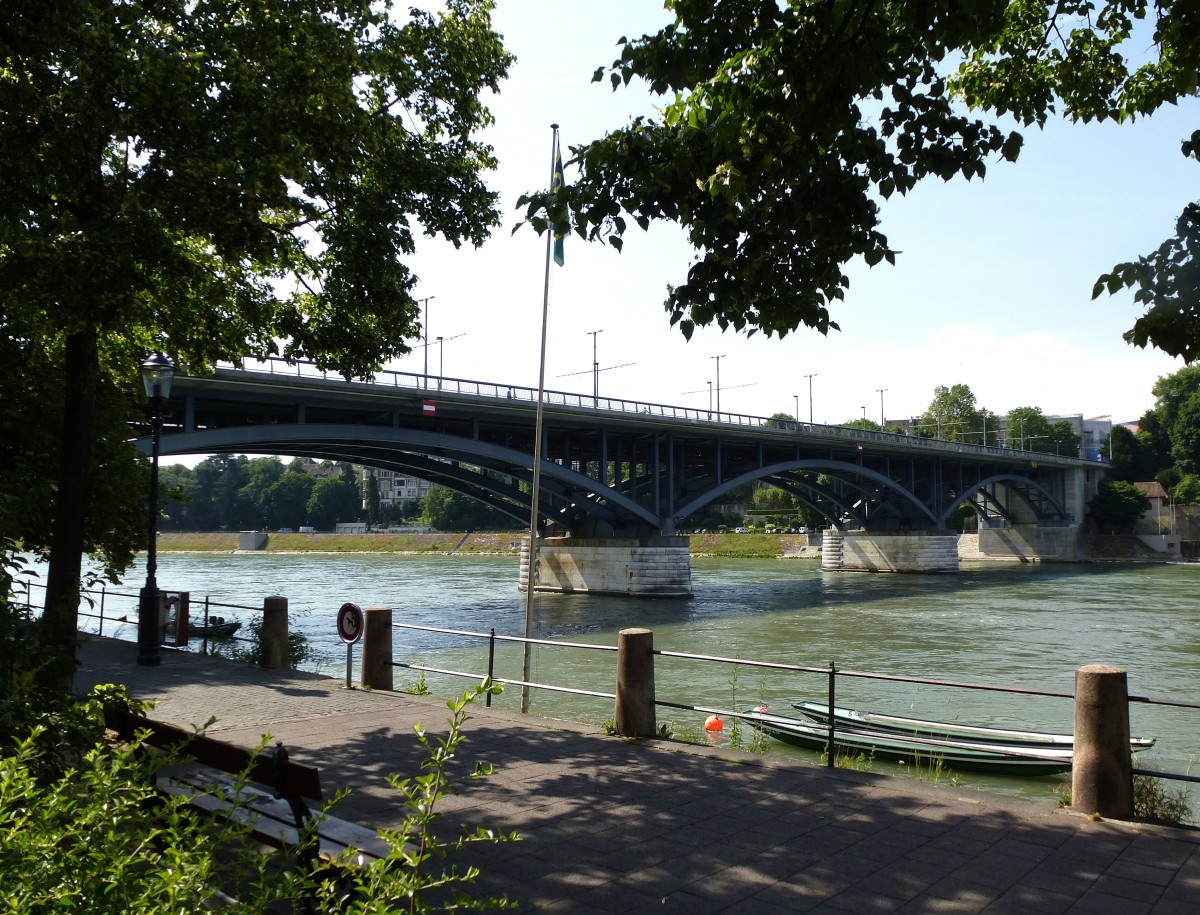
380;621;1196;789
204;357;1093;464
12;579;261;653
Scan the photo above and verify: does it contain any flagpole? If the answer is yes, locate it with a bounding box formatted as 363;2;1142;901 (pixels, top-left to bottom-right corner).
522;123;560;714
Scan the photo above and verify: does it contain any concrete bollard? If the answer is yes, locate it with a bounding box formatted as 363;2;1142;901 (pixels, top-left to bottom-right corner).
361;606;394;690
614;628;656;737
1072;664;1134;819
260;595;289;669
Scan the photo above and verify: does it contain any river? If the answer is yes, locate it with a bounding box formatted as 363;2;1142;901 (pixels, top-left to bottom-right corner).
76;552;1200;812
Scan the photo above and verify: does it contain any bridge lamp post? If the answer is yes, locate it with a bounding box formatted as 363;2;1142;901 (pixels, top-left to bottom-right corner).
804;372;817;424
793;394;799;425
877;388;887;429
436;336;443;390
711;354;725;414
588;329;603;406
420;295;435;389
137;352;175;667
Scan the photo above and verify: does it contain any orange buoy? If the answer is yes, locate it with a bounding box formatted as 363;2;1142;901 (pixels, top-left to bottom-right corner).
704;714;724;732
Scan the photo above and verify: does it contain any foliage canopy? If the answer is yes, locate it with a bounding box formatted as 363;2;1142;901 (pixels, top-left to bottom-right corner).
523;1;1197;363
0;0;512;683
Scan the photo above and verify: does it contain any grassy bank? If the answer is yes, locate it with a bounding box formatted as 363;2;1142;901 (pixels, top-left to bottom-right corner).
157;530;814;559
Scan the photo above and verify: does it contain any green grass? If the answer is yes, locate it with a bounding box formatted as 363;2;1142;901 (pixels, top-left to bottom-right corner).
156;531;816;559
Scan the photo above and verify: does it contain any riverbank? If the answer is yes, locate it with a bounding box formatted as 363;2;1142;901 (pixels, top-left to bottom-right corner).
157;530;1172;562
157;530;818;559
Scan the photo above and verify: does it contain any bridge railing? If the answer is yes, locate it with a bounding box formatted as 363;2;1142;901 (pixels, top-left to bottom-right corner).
216;357;1090;464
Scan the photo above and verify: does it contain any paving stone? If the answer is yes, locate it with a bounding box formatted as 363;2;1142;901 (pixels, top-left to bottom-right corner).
75;636;1200;915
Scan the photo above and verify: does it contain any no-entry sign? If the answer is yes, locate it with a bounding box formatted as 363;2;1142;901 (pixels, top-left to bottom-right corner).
336;601;363;644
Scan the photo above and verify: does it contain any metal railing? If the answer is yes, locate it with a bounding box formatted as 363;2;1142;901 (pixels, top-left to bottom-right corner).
8;579;261;656
384;620;1199;788
212;357;1091;464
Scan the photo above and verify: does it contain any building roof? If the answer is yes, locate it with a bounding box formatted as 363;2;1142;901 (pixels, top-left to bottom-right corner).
1134;481;1169;500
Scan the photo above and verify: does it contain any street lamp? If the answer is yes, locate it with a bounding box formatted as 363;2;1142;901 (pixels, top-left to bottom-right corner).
589;329;603;406
137;351;175;667
804;373;817;425
877;388;887;429
711;355;725;414
420;295;435;388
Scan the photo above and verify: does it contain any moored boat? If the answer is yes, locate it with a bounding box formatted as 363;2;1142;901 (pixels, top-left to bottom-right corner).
745;707;1075;777
166;615;242;639
790;701;1156;751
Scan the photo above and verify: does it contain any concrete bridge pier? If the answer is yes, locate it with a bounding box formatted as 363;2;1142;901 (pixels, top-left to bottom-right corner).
519;536;692;597
821;530;959;572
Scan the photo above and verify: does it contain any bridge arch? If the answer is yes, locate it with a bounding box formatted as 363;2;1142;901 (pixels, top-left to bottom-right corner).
148;424;664;533
940;474;1072;528
674;459;942;530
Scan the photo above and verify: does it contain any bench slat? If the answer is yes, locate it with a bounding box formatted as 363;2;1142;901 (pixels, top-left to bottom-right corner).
157;763;393;861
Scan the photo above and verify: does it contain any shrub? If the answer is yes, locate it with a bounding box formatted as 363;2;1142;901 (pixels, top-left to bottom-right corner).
0;681;517;912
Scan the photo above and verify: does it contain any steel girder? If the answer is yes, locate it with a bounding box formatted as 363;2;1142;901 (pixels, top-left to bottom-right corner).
143;372;1080;537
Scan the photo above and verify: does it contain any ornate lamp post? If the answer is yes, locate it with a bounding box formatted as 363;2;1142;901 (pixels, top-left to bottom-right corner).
137;352;175;667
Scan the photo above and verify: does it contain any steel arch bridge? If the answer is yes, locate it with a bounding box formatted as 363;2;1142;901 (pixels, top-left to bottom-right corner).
142;361;1100;535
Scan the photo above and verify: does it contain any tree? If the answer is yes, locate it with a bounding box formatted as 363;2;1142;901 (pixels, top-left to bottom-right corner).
366;471;383;526
1088;480;1151;533
1148;367;1200;473
238;457;288;530
307;477;361;531
1170;391;1200;473
521;2;1021;341
950;1;1200;362
842;418;881;432
1006;407;1054;453
1046;420;1082;459
917;384;984;443
425;486;515;532
1106;425;1159;483
262;473;314;532
1175;474;1200;505
0;0;512;686
212;457;251;532
765;411;796;429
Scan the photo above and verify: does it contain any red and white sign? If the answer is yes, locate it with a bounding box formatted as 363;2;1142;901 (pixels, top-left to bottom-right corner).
336;602;364;644
422;400;436;416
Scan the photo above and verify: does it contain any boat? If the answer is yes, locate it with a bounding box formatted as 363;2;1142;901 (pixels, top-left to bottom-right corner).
790;701;1156;751
165;615;242;639
744;707;1075;776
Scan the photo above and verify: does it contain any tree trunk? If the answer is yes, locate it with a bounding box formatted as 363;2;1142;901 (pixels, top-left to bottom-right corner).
38;329;98;693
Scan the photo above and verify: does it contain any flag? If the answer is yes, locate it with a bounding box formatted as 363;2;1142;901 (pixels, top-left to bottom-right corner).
551;141;565;267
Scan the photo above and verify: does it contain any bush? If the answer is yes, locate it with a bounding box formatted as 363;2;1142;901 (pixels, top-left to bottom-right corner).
0;681;518;912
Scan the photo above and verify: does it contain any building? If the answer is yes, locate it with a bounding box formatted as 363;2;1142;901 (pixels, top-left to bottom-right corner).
362;467;432;508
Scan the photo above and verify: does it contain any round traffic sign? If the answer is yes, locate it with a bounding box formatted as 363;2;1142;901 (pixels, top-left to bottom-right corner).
336;602;364;644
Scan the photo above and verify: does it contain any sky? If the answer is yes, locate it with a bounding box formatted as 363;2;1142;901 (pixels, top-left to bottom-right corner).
391;1;1197;429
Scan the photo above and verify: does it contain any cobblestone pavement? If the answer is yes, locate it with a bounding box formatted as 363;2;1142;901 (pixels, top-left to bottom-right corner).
76;636;1200;914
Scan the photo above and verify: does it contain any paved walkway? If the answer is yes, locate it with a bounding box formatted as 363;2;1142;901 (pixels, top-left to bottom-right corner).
75;636;1199;914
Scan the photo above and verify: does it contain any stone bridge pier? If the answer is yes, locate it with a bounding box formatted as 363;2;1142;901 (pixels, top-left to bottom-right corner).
519;536;693;597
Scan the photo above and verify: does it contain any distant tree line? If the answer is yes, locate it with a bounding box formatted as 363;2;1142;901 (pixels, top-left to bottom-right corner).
158;456;361;532
159;457;516;533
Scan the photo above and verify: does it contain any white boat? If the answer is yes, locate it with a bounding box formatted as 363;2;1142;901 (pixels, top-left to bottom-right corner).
745;707;1075;776
791;701;1156;751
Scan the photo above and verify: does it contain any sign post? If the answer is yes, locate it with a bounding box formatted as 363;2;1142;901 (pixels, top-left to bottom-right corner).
336;601;364;689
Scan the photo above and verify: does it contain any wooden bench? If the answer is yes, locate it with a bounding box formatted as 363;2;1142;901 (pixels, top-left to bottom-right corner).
106;710;393;869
